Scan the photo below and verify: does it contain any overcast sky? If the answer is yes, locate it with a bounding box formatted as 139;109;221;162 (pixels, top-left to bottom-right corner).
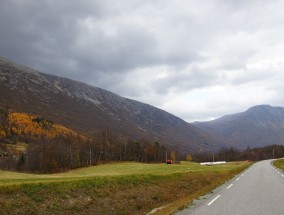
1;0;284;122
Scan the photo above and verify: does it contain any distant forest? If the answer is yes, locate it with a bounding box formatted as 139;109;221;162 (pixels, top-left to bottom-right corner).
1;106;284;173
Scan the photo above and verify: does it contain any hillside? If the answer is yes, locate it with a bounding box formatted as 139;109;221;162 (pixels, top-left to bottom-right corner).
1;111;77;139
193;105;284;149
0;110;79;155
0;109;172;173
0;56;225;153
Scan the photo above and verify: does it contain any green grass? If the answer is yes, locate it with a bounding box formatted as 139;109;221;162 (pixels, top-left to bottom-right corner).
0;161;247;186
273;159;284;171
0;161;251;215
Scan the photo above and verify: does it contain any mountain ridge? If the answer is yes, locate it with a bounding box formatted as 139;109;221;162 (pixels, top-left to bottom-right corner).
193;105;284;149
0;56;225;153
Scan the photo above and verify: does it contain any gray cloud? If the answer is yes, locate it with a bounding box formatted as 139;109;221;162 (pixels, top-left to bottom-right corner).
1;0;284;121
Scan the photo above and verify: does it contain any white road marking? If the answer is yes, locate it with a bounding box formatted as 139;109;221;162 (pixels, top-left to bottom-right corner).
227;184;233;189
241;174;244;176
236;177;240;181
207;195;221;206
281;175;284;178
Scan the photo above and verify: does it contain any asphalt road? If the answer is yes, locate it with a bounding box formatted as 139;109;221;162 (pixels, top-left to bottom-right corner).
176;160;284;215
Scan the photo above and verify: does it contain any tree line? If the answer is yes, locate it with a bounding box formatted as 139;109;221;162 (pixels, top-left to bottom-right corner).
190;145;284;163
0;106;181;173
0;129;175;173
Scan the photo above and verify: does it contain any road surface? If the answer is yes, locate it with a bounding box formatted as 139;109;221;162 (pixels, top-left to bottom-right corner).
176;160;284;215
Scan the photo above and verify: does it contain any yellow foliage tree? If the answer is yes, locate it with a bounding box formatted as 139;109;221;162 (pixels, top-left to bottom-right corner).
6;112;77;140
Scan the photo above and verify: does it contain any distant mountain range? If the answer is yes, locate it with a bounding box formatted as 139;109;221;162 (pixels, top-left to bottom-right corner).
193;105;284;149
2;56;284;153
0;56;225;153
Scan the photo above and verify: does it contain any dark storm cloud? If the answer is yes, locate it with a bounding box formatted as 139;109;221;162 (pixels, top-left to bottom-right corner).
0;0;200;85
0;1;97;76
1;0;284;121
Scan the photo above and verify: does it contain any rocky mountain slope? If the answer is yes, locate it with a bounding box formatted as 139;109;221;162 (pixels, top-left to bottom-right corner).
193;105;284;149
0;56;225;153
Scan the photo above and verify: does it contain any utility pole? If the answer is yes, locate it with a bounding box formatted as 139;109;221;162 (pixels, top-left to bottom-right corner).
213;153;215;163
165;150;167;163
273;148;275;159
89;148;92;166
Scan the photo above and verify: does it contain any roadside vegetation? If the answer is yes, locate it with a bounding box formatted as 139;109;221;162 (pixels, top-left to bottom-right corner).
273;159;284;171
0;161;251;215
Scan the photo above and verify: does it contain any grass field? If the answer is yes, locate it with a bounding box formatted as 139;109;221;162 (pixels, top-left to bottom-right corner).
0;161;246;185
0;161;251;215
0;162;246;186
273;159;284;171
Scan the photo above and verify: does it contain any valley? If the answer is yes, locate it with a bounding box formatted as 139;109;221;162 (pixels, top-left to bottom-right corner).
2;1;284;214
0;56;284;215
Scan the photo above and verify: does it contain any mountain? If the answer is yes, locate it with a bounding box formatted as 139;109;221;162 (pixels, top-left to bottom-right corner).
193;105;284;149
0;56;225;153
